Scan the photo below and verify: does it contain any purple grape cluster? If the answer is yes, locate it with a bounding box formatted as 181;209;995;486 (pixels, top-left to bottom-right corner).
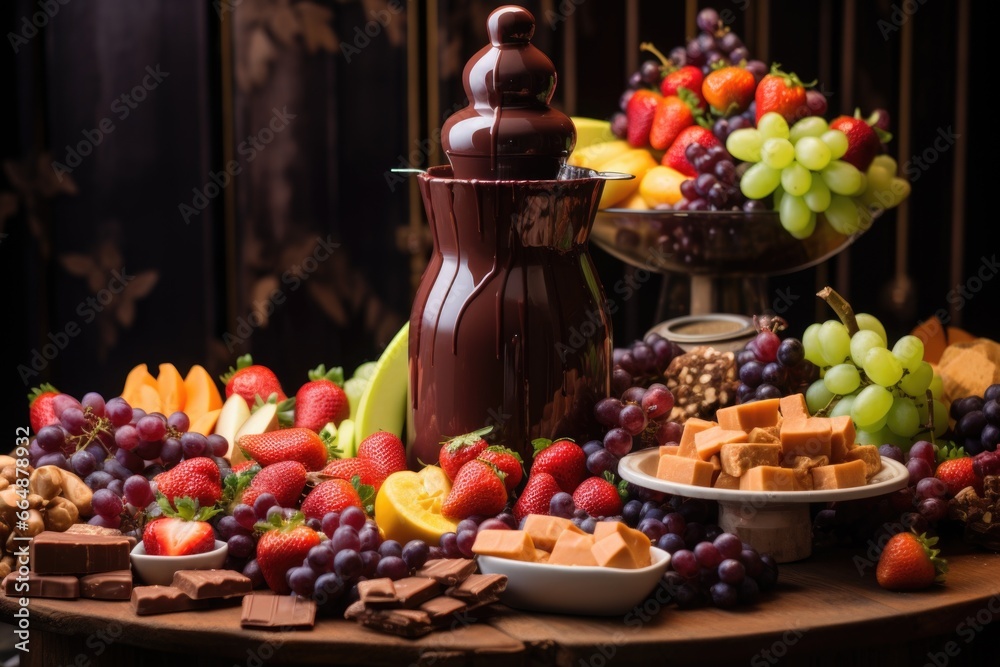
612;332;685;394
949;384;1000;454
675;144;746;211
735;327;819;404
670;8;767;77
438;512;519;559
591;384;683;467
712;105;757;143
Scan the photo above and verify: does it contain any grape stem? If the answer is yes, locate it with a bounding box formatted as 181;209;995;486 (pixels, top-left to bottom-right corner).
813;393;841;418
924;389;937;446
816;287;859;336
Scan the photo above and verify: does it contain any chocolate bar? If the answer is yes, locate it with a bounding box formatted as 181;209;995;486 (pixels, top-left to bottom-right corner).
445;573;507;602
131;586;207;615
2;572;79;599
418;595;467;622
357;578;396;606
415;558;476;586
79;571;133;600
172;569;252;600
30;530;131;575
66;523;138;548
241;594;316;629
357;608;435;638
366;577;439;610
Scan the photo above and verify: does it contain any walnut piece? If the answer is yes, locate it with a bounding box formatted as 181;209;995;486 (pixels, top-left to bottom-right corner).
662;346;738;423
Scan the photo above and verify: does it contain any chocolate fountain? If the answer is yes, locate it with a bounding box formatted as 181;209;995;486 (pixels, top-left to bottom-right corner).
406;5;617;468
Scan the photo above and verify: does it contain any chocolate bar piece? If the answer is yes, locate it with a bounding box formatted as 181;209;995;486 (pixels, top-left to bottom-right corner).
30;530;131;575
415;558;476;586
357;608;435;638
66;523;138;548
131;586;206;615
172;569;252;600
2;572;79;599
366;577;439;610
446;574;507;602
418;595;467;622
79;571;133;600
357;578;396;606
241;594;316;629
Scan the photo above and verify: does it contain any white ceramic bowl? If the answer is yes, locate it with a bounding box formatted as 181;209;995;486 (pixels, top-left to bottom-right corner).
476;547;671;616
130;540;228;586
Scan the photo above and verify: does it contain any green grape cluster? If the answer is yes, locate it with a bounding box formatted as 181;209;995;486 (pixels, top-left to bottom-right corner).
801;312;946;448
726;112;866;238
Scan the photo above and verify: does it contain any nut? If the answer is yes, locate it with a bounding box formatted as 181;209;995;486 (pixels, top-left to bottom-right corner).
44;497;80;532
0;455;16;468
0;478;8;492
60;470;93;517
24;509;45;538
26;493;46;511
0;520;10;546
0;466;17;484
0;489;21;526
29;466;64;501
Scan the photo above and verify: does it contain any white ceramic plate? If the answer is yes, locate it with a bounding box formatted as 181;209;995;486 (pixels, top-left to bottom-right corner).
476;547;671;616
130;540;228;586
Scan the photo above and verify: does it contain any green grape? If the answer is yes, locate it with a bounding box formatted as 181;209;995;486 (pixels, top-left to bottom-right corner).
824;363;861;395
760;138;795;169
886;396;920;438
780;162;812;196
851;384;893;428
824;194;861;235
803;177;831;213
872;154;898;173
864;163;894;202
787;214;817;240
892;335;925;371
794;136;832;171
818;320;851;366
773;185;785;208
806;379;834;413
850;329;885;368
854;429;879;445
929;372;944;399
899;361;933;396
779;193;813;232
802;323;825;367
727;128;764;162
932;400;948;436
820;129;848;159
343;377;368;417
740;162;782;199
788;116;829;143
757;112;790;140
862;426;911;448
863;347;904;386
821;160;863;195
352;361;379;380
829;393;857;418
855;313;887;345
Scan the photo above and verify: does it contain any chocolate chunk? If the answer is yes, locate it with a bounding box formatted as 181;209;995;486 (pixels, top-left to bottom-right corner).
357;608;434;638
30;530;131;575
418;595;467;622
366;577;439;609
446;573;507;602
172;569;252;600
2;572;79;599
66;523;138;548
357;578;396;606
343;599;367;621
241;594;316;629
79;571;133;600
414;558;477;586
131;586;207;616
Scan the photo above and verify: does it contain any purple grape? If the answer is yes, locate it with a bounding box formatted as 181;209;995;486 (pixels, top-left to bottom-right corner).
378;540;403;559
671;549;698;578
456;530;477;558
334;549;363;579
105;398;133;426
776;338;805;366
714;533;743;560
710;582;739;608
102;458;132;481
321;511;341;537
332;526;362;553
603;427;633;457
114;447;144;474
252;493;279;519
983;400;1000;426
907;441;936;465
739;361;764;388
60;407;87;436
242;559;265;589
180;432;208;459
654;420;683;446
718;558;746;585
657;533;686;554
167;411;190;432
696;8;720;32
610;112;628;139
84;471;114;491
729;46;749;64
915;477;947;500
680;179;699;200
611;368;633;396
761;363;786;386
340;506;367;531
123;475;154;507
641;385;675;420
456;518;478;535
745;59;768;82
694;173;717;197
694;541;723;569
738;577;760;603
36;426;67;453
233;504;257;531
957;411;986;438
92;489;124;519
205;434;229;457
581;440;604;458
133;439;163;460
580;517;597;533
622;500;642;526
375;555;408;581
981;424;1000;451
549;492;576;519
594;398;624;428
439;532;460;558
918;497;948;523
137;415;166;441
158;438;182;465
287;566;317;597
664;512;686;535
36;452;69;470
755;384;782;400
88;514;121;529
361;550;381;576
307;545;332;571
741;549;764;577
70;450;97;478
906;457;933;485
587;448;619;475
402;540;429;570
637;517;666;542
228;533;255;559
355;526;378;552
756;554;779;590
622;386;645;405
951;396;984;420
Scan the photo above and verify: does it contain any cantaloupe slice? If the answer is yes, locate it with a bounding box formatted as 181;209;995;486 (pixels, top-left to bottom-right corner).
121;364;158;406
183;364;223;424
156;363;187;415
133;384;162;414
189;408;221;436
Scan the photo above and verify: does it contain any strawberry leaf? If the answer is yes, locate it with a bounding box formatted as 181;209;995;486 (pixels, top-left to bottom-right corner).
442;425;493;450
27;384;58;404
222;464;259;506
531;438;553;457
350;474;376;516
485;445;522;463
220;354;254;384
320;423;343;458
308;364;345;386
475;458;507;481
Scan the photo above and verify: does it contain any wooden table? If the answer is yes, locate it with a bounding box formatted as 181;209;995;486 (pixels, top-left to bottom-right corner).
3;543;1000;666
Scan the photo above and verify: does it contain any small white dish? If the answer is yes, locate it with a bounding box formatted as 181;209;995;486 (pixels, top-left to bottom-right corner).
476;547;671;616
130;540;228;586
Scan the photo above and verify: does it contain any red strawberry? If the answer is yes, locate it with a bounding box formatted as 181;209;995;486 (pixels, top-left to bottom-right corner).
660;66;706;109
662;126;722;177
625;89;662;148
935;457;982;497
513;472;561;522
829;110;886;172
478;446;523;493
648;92;699;152
293;364;350;432
438;426;491;481
876;531;947;591
357;431;408;486
142;497;220;556
572;473;625;518
241;461;308;508
154;457;222;507
531;438;586;493
231;460;257;475
441;459;508;520
754;65;814;125
28;384;60;434
320;457;383;492
238;428;328;471
220;354;286;405
701;66;756;115
300;478;372;520
255;513;322;594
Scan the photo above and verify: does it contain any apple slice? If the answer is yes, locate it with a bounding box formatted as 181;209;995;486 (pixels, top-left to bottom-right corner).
215;394;251;458
335;419;357;459
232;402;279;465
354;322;409;450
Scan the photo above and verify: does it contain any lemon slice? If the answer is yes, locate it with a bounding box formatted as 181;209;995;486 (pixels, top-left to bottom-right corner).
375;466;458;544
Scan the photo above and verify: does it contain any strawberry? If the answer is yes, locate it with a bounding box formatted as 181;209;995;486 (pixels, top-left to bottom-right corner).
478;446;523;493
660;66;706;109
255;513;322;594
625;89;662;148
662;126;722;177
701;66;756;115
441;459;508;520
829;110;889;172
220;354;286;405
241;460;308;508
154;457;222;507
753;65;814;124
320;457;383;492
531;438;586;493
935;457;982;497
142;497;221;556
231;460;257;475
648;91;699;152
238;428;328;471
357;431;408;486
875;530;947;591
300;477;373;520
293;364;349;432
438;426;491;481
513;472;561;522
572;472;626;518
28;384;60;433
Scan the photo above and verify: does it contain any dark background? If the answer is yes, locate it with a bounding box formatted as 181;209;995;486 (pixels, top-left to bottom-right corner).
1;0;993;427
